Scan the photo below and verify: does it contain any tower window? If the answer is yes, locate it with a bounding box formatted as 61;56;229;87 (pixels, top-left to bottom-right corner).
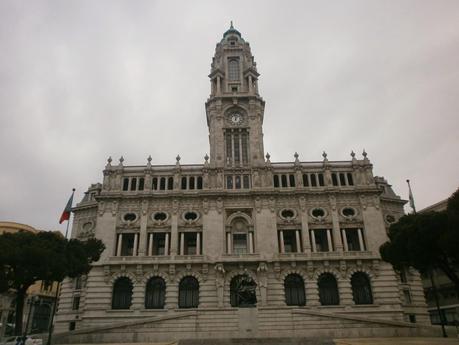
228;59;240;80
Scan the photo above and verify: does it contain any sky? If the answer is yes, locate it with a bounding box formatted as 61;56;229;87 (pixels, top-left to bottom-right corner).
0;0;458;232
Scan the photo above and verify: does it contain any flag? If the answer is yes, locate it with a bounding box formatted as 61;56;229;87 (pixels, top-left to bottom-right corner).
59;189;75;224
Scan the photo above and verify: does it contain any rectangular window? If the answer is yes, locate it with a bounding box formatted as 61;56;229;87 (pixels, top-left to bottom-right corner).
347;173;354;186
302;174;309;187
152;177;158;190
228;58;240;80
160;177;166;190
339;173;346;186
72;296;80;310
241;132;248;164
74;276;82;290
289;175;296;187
189;177;195;190
233;233;247;254
403;289;412;304
138;178;145;191
318;173;325;186
122;178;129;191
332;173;338;186
181;177;187;189
344;229;363;251
282;230;299;253
197;177;203;189
130;178;137;191
226;131;232;165
235;175;242;189
120;233;135;256
243;175;250;189
281;175;288;187
183;233;197;255
153;233;166;255
69;321;76;331
311;174;317;187
234;132;240;164
312;229;330;252
226;175;233;189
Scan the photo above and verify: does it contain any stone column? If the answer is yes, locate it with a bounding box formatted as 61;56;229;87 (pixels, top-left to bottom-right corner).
164;233;170;256
279;230;285;253
357;228;365;251
295;230;301;253
227;232;232;254
147;233;153;256
341;229;348;252
138;213;148;256
248;75;253;94
196;232;201;255
180;232;185;255
331;209;343;252
217;76;221;95
133;233;138;256
248;232;254;254
300;206;311;254
116;234;122;256
310;230;317;253
326;229;333;252
170;214;178;255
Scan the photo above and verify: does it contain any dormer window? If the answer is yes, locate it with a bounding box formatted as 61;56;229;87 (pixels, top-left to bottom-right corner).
228;59;240;80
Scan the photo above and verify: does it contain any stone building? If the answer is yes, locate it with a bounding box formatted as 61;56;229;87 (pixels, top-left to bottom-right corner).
54;25;435;342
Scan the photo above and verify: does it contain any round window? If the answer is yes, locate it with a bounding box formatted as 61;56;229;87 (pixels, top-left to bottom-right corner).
386;215;396;224
184;211;199;221
123;213;137;222
280;209;295;220
153;212;168;221
311;208;326;219
342;207;356;217
82;222;94;231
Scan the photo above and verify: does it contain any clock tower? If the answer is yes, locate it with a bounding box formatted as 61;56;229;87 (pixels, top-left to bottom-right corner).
205;23;265;169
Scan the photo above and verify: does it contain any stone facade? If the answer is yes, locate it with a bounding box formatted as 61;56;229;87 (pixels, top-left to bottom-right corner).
54;25;434;342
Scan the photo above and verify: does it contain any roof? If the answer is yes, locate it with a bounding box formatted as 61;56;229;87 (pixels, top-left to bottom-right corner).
418;198;448;213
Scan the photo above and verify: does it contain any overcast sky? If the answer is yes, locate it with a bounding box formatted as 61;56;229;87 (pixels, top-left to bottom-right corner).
0;0;458;232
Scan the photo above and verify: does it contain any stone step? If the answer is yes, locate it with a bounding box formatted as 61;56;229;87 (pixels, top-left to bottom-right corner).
178;338;335;345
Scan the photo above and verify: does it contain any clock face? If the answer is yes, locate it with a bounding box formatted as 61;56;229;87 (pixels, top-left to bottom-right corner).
231;113;242;124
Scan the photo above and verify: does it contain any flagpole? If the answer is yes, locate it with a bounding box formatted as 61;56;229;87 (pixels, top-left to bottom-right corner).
47;188;75;345
406;179;416;214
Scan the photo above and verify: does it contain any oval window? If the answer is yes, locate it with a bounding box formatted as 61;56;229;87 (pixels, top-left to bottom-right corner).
311;208;325;218
184;211;198;221
82;222;93;231
153;212;168;221
124;213;137;222
386;215;396;224
280;209;295;219
342;207;356;217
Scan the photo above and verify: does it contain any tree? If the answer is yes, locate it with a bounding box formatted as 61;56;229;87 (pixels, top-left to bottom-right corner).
380;187;459;293
0;231;104;335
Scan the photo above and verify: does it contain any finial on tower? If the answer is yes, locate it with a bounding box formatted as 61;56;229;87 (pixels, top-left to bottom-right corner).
230;21;234;29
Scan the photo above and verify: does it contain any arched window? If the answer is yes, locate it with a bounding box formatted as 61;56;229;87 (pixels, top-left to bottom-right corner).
228;59;240;80
284;274;305;306
318;273;339;305
351;272;373;305
179;276;199;308
230;274;257;307
145;277;166;309
112;277;133;309
273;175;280;188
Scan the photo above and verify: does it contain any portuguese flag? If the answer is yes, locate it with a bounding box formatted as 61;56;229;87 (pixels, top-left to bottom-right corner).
59;189;75;224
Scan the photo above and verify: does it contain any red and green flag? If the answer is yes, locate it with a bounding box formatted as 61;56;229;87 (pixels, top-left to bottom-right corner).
59;189;75;224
